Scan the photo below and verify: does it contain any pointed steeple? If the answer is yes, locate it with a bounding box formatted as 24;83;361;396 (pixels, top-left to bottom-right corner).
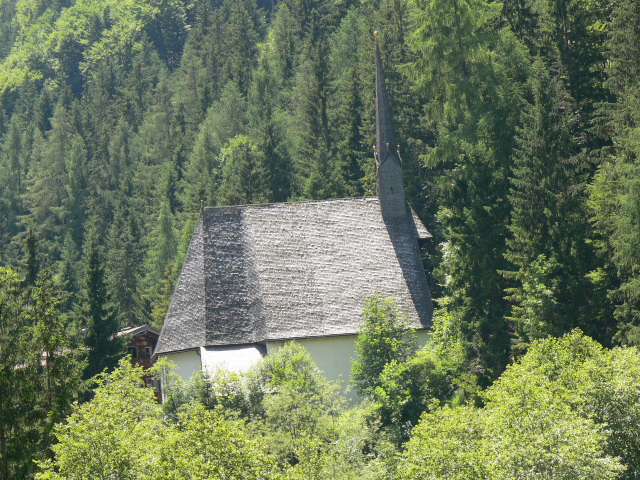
374;32;406;218
374;32;399;166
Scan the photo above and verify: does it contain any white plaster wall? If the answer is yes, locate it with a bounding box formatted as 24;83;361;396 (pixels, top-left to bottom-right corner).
163;349;202;381
161;330;431;402
416;330;431;348
267;335;358;400
200;345;264;374
268;330;432;401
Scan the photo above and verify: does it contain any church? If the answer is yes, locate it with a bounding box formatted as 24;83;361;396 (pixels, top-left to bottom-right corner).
154;36;433;392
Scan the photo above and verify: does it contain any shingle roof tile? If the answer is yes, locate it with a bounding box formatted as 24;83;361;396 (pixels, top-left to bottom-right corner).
155;197;433;355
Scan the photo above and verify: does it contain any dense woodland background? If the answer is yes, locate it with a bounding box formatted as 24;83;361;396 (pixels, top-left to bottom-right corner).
1;0;640;477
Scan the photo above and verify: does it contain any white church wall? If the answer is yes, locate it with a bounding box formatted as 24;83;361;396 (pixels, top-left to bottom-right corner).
165;349;202;380
415;329;431;347
200;345;264;374
162;330;431;401
267;335;357;397
266;331;431;401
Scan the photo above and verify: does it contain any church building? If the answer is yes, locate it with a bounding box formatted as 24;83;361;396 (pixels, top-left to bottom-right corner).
153;36;433;392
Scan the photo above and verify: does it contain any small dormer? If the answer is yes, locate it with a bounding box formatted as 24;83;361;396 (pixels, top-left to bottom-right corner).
374;33;406;219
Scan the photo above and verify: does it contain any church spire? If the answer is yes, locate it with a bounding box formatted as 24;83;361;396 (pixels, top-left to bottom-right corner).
374;32;406;218
374;31;398;166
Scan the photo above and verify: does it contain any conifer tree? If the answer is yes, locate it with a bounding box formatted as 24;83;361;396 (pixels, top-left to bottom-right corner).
1;119;23;213
504;60;596;351
144;200;179;324
590;0;640;345
79;229;123;380
106;195;143;329
328;5;373;198
405;0;529;384
29;269;85;458
296;32;334;200
248;50;293;203
217;135;266;205
22;94;77;253
22;226;40;290
257;97;293;203
0;265;38;480
222;0;263;95
332;66;365;197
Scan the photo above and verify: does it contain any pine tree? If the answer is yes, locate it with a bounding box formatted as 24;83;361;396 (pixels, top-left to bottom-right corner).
144;200;179;324
504;59;596;351
296;32;334;200
405;0;530;384
29;269;85;458
247;49;293;203
22;226;40;289
78;229;123;380
0;119;23;236
590;0;640;345
221;0;263;96
0;265;38;480
332;66;365;197
21;94;77;254
257;97;293;203
106;195;143;329
217;135;265;205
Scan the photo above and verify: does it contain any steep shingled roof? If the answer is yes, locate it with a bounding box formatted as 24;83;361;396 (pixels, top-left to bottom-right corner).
155;197;433;355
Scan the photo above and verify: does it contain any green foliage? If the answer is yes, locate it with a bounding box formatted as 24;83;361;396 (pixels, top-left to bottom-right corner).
406;0;530;385
351;294;417;397
0;0;638;474
0;262;85;480
39;357;281;480
247;343;345;466
351;296;472;446
0;263;39;480
37;358;162;480
160;342;356;478
218;134;266;205
78;229;123;379
29;269;86;457
372;346;463;440
158;403;280;479
399;331;630;479
487;330;640;478
503;58;601;350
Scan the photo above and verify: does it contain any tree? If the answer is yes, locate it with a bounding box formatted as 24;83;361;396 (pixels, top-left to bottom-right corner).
586;0;640;346
106;196;144;329
398;331;632;479
22;226;40;289
157;403;280;480
0;264;38;480
487;330;640;478
246;342;345;470
399;402;622;480
503;59;598;351
217;135;265;205
78;229;123;379
372;346;464;442
29;269;85;459
255;96;293;203
405;0;530;385
36;359;163;480
0;119;23;242
38;358;282;480
350;294;416;397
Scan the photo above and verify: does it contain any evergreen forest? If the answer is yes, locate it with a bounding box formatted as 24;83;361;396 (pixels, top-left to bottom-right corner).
1;0;640;477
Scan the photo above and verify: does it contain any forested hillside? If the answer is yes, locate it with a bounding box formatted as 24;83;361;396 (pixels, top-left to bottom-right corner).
1;0;640;475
